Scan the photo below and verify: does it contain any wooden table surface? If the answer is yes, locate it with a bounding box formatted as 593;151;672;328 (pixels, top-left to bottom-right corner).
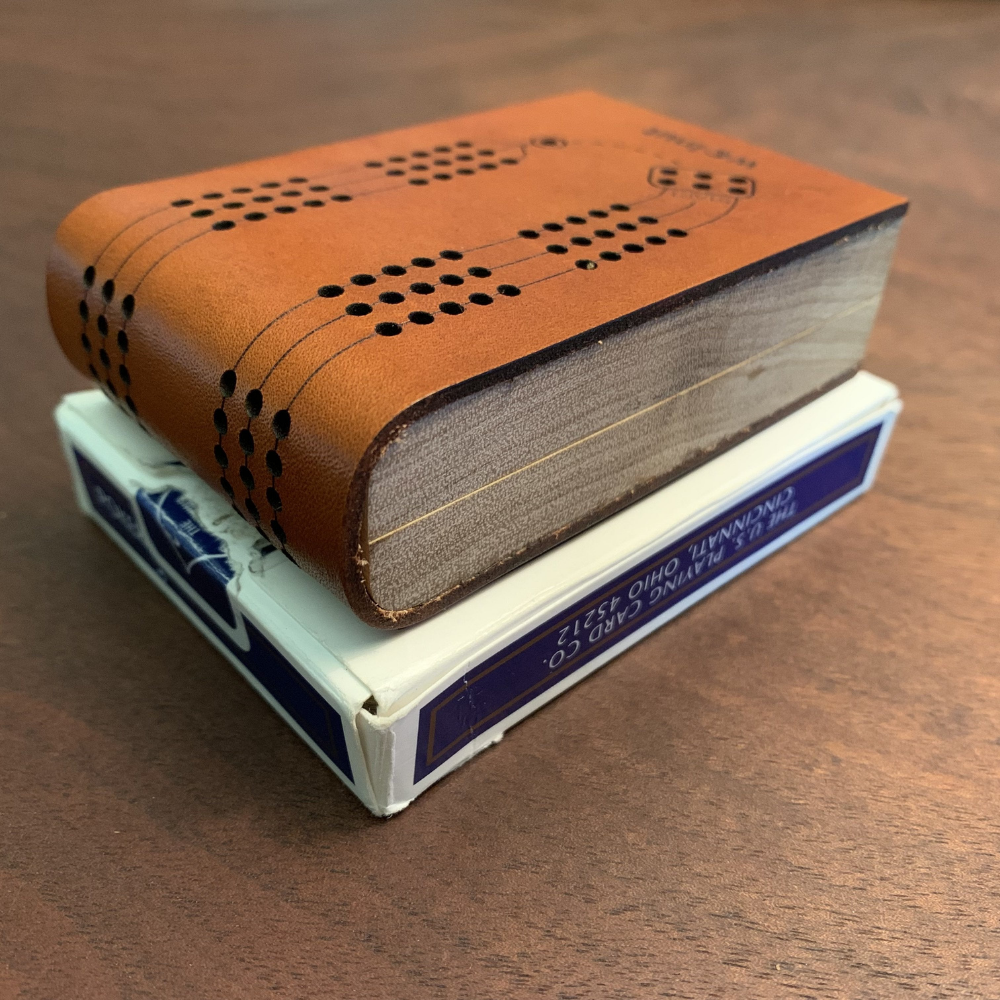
2;1;998;996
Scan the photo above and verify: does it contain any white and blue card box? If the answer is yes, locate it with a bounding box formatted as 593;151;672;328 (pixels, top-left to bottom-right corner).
56;372;900;815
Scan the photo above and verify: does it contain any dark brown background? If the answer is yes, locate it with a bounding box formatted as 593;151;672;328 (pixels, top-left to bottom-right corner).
2;1;998;997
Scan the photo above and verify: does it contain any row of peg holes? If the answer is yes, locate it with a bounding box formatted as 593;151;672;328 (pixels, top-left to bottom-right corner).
79;267;136;412
656;165;751;195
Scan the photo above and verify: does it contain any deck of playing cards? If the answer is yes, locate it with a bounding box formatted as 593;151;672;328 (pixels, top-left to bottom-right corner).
56;372;900;814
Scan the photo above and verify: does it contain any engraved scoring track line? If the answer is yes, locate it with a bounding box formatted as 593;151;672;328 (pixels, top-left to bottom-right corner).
491;251;550;270
232;296;319;372
131;227;215;297
652;197;696;216
330;182;412;199
259;314;349;388
631;186;673;208
108;216;192;280
286;333;378;410
458;235;522;253
93;204;176;270
290;163;376;184
687;197;740;229
519;268;575;288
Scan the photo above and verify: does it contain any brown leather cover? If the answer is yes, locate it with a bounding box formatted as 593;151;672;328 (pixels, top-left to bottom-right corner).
46;91;907;628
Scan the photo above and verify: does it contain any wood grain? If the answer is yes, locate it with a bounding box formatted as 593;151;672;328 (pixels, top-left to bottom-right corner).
1;1;998;996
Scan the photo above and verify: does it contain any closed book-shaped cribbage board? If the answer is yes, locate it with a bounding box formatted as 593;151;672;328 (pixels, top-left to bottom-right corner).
46;91;907;627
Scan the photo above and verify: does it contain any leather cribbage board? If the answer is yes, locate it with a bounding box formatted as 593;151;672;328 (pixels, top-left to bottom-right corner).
46;91;907;628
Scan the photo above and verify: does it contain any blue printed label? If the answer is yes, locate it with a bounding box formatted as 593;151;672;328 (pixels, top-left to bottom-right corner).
137;488;237;628
72;450;354;783
415;425;881;782
75;451;148;558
